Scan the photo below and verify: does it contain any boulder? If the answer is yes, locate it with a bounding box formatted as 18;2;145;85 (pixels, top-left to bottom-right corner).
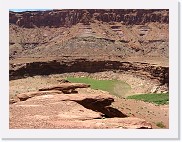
12;90;62;102
9;95;20;104
39;83;90;91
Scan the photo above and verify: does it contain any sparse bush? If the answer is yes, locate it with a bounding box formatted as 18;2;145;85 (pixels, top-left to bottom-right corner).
156;122;166;128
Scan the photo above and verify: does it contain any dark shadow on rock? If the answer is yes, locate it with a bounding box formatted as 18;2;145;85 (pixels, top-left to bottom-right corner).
62;89;78;94
137;127;152;129
75;98;127;118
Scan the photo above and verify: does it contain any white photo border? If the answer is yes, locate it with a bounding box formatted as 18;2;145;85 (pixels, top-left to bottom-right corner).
0;0;179;139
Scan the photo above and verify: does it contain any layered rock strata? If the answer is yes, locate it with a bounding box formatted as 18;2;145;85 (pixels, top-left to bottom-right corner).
9;9;169;28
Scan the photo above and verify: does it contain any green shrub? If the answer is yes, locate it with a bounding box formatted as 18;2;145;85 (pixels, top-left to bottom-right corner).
156;122;166;128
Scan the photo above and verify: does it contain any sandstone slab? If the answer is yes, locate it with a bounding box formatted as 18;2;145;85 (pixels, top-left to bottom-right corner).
10;93;152;129
39;83;90;91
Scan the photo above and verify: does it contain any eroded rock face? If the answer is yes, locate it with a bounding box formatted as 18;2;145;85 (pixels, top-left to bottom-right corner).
9;9;169;28
9;59;169;86
10;91;152;129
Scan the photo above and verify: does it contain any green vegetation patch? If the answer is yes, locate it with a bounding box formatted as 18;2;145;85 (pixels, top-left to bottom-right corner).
156;122;166;128
67;77;131;97
127;93;169;105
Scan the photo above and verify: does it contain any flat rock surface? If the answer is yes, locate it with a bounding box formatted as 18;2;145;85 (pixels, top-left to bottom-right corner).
10;93;152;129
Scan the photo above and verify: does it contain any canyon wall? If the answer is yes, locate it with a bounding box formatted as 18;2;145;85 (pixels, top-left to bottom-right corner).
9;59;169;86
9;9;169;28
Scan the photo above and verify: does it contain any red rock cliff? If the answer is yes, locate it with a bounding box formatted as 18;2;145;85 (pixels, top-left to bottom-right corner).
9;9;169;28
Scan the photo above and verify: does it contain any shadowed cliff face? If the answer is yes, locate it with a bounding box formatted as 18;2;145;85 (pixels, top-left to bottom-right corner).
9;9;169;28
9;59;169;86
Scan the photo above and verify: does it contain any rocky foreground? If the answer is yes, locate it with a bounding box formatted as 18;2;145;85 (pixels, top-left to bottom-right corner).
10;82;152;129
